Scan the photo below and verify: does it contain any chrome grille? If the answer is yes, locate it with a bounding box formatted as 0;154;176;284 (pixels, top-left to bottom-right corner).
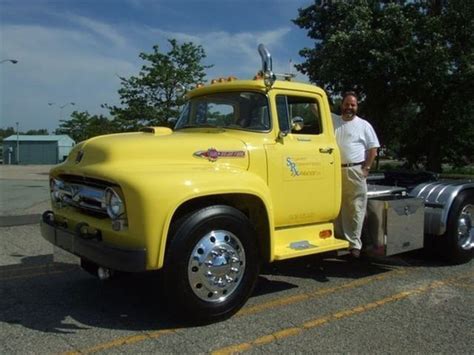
56;176;113;216
59;183;106;214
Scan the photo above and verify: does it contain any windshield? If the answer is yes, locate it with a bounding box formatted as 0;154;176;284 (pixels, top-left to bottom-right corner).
175;91;270;132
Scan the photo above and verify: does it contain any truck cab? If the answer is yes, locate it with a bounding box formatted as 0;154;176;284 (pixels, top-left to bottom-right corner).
41;45;472;322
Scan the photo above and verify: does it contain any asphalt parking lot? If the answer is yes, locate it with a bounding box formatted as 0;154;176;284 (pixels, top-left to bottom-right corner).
0;165;52;226
0;166;473;354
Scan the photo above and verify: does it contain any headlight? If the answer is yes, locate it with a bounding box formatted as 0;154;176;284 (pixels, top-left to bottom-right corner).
105;187;125;219
50;178;64;202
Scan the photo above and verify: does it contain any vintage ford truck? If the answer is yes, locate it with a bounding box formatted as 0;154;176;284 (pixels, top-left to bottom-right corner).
41;45;473;321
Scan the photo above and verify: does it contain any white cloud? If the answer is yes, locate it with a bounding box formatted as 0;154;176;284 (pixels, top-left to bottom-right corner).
141;26;292;79
0;10;307;132
0;24;137;131
67;14;128;48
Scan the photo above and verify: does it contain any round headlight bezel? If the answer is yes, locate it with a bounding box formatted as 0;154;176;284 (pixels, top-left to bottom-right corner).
105;187;125;219
50;178;64;203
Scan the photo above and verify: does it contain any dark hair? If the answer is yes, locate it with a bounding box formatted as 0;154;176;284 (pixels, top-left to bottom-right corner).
342;91;358;102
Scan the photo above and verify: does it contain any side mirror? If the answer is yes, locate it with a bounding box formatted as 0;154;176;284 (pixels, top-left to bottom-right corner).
291;116;304;132
167;117;177;127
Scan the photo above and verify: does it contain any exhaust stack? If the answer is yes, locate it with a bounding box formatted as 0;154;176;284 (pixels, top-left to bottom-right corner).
257;44;275;88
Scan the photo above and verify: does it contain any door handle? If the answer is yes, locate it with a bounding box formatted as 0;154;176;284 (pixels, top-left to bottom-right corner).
319;147;334;154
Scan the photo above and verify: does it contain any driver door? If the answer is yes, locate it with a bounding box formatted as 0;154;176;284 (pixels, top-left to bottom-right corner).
265;92;339;227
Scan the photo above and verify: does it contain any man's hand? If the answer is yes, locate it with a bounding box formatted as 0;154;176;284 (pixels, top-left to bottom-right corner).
362;166;370;178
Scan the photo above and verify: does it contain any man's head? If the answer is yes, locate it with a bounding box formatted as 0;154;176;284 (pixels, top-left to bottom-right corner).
341;91;358;121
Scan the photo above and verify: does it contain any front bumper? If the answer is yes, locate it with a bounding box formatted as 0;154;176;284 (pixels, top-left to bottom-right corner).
41;211;147;272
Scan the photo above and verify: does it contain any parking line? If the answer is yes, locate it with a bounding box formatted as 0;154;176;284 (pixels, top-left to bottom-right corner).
63;329;177;355
237;268;408;317
62;267;409;354
211;271;474;355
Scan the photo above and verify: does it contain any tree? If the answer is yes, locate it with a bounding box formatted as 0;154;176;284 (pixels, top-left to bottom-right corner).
0;127;16;142
108;39;211;130
294;0;474;172
26;129;49;135
56;111;119;143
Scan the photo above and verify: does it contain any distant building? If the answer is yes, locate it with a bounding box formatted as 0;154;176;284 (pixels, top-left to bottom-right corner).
2;135;75;165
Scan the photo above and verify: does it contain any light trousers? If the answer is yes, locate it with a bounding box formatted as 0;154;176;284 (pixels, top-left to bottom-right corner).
335;166;367;250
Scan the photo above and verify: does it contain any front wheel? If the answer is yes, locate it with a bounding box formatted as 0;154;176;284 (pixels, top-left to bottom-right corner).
163;205;259;322
442;190;474;264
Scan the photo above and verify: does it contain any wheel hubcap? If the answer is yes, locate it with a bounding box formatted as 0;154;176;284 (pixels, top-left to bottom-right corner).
457;204;474;250
188;230;245;302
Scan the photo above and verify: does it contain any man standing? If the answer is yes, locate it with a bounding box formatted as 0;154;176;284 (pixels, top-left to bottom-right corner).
333;92;380;258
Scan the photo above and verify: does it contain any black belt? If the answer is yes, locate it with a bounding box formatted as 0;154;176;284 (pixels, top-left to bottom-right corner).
341;161;364;168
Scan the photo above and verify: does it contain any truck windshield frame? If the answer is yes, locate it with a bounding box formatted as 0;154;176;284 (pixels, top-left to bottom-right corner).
175;91;271;132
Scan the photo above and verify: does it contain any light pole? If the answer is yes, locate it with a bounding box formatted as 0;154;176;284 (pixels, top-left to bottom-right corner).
16;122;20;164
0;59;18;64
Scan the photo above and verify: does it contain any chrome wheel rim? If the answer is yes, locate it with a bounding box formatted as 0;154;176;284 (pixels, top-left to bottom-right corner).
188;230;245;303
457;204;474;250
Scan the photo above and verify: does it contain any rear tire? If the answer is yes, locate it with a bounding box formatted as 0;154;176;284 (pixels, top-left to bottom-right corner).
442;190;474;264
163;205;259;322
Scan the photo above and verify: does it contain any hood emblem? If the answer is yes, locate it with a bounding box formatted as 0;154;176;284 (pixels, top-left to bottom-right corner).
194;148;246;162
75;150;84;163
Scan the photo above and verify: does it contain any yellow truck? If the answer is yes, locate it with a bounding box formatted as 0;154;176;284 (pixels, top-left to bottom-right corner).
41;45;473;321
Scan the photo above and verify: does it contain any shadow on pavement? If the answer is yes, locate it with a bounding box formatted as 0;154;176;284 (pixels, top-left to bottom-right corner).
0;250;453;334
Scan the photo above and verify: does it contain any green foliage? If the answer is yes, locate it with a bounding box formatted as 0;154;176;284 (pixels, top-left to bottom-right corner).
56;111;119;143
107;39;211;130
0;127;49;142
0;127;16;142
294;0;474;172
25;129;49;135
55;39;211;140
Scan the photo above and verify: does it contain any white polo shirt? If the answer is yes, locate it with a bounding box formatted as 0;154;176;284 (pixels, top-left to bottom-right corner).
332;115;380;165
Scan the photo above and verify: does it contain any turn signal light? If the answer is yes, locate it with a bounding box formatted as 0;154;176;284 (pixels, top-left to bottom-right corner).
319;230;332;239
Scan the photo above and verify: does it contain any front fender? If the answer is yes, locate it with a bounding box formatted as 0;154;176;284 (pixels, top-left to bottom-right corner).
159;168;274;269
117;165;274;269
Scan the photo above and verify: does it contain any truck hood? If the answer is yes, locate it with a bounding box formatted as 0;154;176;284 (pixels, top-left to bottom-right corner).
63;130;249;171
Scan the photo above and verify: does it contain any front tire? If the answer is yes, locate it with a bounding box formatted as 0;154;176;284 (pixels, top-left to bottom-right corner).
442;190;474;264
163;205;259;322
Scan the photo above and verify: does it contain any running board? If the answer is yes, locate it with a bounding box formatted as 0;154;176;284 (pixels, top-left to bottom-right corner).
273;223;349;260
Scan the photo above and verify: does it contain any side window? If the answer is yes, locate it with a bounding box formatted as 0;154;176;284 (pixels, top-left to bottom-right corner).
276;95;290;132
287;96;322;135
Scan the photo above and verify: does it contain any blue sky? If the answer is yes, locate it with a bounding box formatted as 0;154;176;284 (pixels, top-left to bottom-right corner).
1;0;314;132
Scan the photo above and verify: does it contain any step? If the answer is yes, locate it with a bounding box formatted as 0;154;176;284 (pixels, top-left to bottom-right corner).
273;223;349;260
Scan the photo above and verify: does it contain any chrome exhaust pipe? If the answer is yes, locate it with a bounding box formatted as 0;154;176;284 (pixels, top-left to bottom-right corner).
258;44;272;73
257;44;275;88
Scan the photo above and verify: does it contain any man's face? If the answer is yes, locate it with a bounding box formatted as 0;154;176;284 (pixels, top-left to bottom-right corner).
341;95;358;120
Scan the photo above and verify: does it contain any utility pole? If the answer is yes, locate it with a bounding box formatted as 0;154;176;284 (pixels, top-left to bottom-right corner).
16;122;20;164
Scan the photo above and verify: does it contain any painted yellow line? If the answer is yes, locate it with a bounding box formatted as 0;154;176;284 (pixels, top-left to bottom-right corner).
64;268;409;354
211;272;474;355
63;329;176;355
236;268;409;317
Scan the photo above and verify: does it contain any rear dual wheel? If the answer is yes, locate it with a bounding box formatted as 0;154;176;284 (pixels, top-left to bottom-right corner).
163;205;259;322
442;190;474;264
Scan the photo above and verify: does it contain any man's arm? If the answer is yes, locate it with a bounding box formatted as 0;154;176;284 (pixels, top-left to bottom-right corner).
362;147;378;177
